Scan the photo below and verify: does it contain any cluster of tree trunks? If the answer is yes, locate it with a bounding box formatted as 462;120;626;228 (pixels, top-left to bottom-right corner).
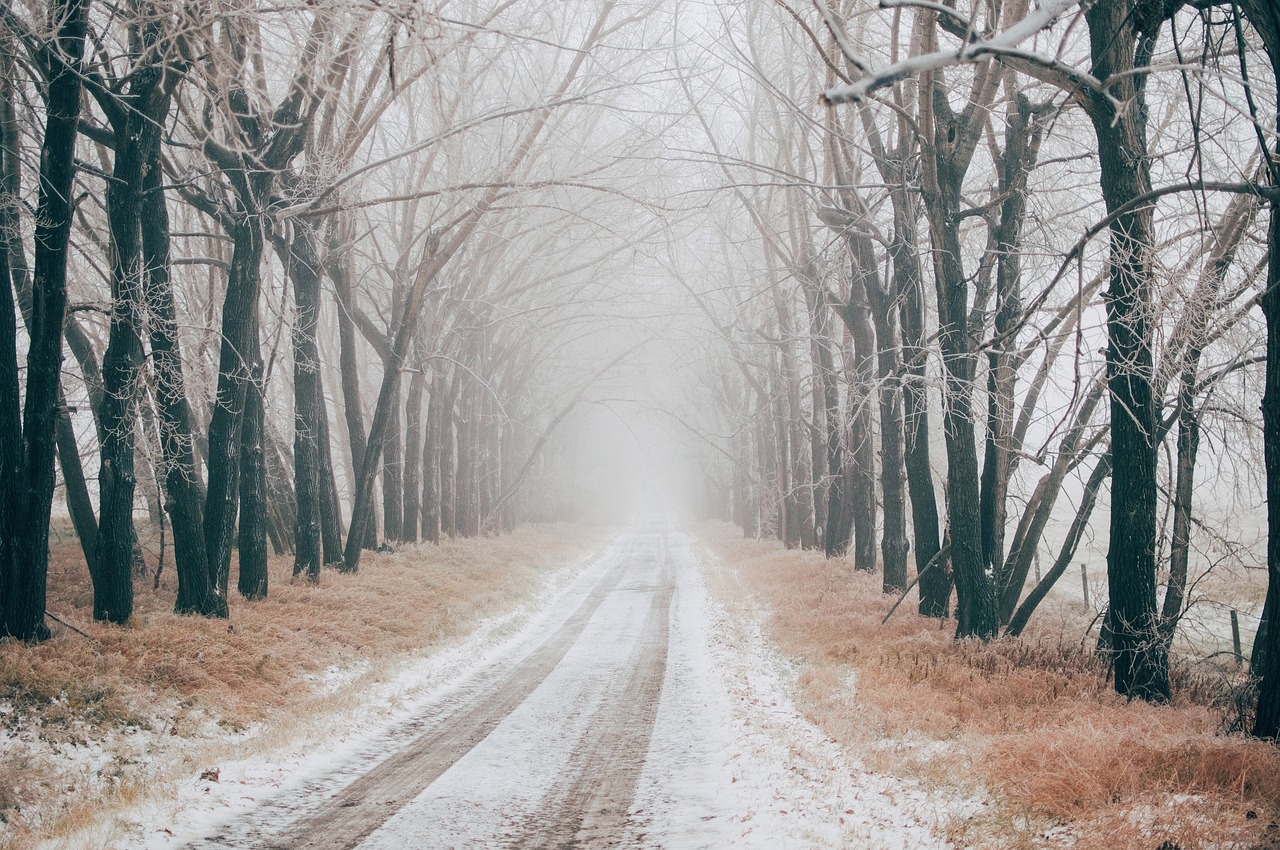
0;0;620;639
703;0;1280;726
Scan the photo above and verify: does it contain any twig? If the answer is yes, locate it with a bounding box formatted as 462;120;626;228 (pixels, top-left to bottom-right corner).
881;544;952;625
45;611;95;641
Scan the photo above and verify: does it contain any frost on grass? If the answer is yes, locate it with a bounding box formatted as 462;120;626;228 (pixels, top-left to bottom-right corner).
697;520;1280;850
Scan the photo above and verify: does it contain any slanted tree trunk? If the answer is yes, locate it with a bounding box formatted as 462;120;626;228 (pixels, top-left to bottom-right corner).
55;398;100;582
141;137;223;617
329;236;375;556
998;378;1106;624
316;385;345;565
1005;453;1112;637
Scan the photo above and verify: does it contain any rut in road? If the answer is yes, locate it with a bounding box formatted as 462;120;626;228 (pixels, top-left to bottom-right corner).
509;536;675;848
187;537;638;850
266;543;638;850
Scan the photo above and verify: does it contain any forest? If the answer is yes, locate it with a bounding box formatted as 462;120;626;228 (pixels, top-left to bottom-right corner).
1;0;1280;797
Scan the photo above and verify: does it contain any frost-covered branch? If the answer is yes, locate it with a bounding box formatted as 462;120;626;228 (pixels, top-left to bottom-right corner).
822;0;1096;105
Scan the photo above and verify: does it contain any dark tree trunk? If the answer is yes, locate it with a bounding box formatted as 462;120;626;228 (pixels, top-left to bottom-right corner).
330;243;374;555
1159;384;1198;637
316;382;345;565
3;0;90;641
863;271;908;593
142;149;223;616
94;58;166;624
290;220;323;581
237;348;268;600
204;219;262;598
0;49;21;629
55;399;100;582
980;90;1041;582
918;49;1001;640
893;187;946;617
1084;1;1169;701
1244;0;1280;737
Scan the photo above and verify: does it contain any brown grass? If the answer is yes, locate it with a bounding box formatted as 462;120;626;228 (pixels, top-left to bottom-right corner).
698;521;1280;850
0;522;605;850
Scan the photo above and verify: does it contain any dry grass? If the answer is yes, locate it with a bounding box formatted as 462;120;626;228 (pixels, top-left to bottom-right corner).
698;521;1280;850
0;522;606;850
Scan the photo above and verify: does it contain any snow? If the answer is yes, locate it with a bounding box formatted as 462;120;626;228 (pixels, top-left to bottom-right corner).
632;536;976;850
34;527;978;849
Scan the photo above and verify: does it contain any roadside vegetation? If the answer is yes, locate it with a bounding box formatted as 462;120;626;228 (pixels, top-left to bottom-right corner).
0;524;604;850
701;522;1280;849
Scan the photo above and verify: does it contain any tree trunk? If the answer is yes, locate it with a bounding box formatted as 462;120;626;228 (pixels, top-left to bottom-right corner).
95;60;166;623
382;382;403;542
330;239;375;555
421;374;442;544
1085;1;1169;701
981;90;1041;582
401;366;426;543
3;0;90;641
237;346;269;600
204;219;261;599
55;399;100;583
440;374;457;539
290;220;324;580
0;48;22;630
1244;0;1280;736
998;379;1106;623
316;382;345;565
141;137;223;617
893;186;947;617
1005;453;1112;637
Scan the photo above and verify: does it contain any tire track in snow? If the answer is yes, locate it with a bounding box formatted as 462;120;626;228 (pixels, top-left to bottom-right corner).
189;540;635;850
508;532;675;849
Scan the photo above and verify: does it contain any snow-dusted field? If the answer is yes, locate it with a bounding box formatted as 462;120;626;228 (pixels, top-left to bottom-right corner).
46;519;968;849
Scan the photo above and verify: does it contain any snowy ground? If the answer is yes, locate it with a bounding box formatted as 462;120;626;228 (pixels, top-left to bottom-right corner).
39;519;973;849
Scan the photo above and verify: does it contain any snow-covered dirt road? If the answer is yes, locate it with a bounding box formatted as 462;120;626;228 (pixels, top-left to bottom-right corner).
167;518;954;850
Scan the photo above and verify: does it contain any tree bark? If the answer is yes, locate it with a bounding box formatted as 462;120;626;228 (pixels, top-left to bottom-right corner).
94;47;168;623
919;52;1001;639
204;219;261;598
1241;0;1280;737
1084;0;1170;701
290;220;324;581
3;0;91;641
